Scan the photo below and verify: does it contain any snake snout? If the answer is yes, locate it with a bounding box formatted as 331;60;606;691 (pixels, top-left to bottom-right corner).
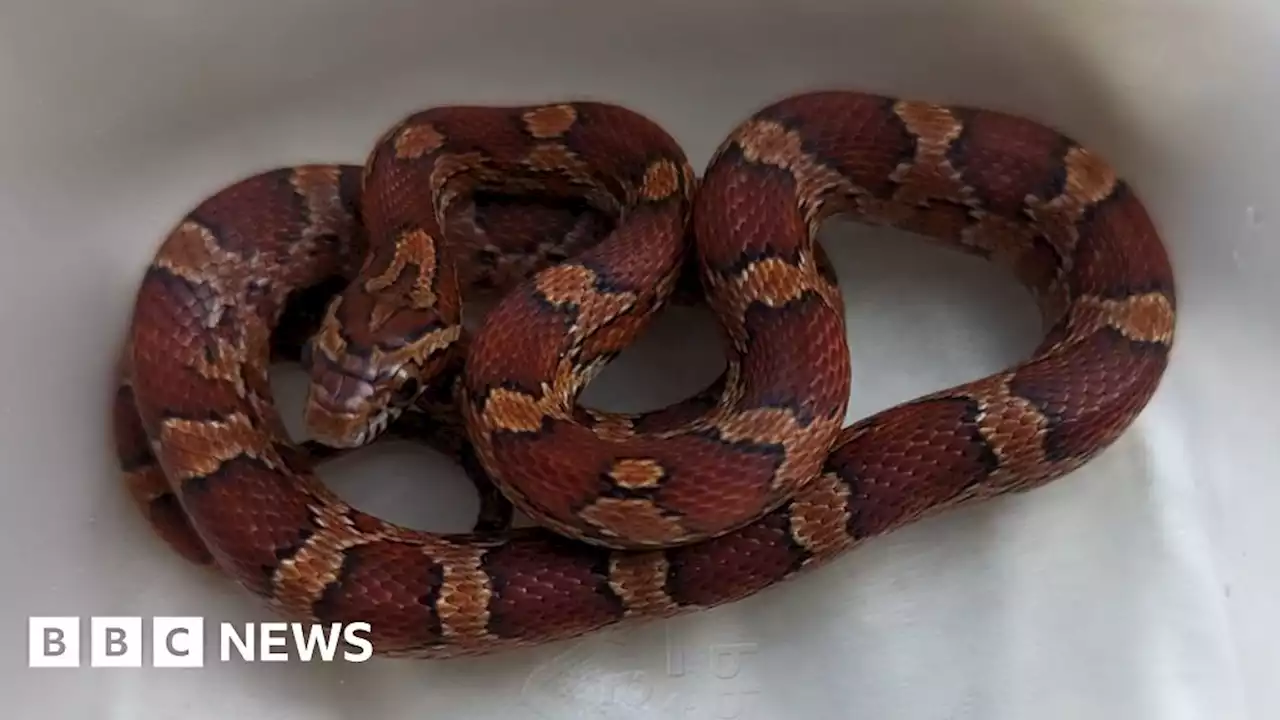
301;360;385;448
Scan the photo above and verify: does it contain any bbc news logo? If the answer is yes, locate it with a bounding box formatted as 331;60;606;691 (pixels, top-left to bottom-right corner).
28;617;373;667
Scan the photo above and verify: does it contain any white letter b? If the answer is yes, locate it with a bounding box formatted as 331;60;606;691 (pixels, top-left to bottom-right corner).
91;617;142;667
28;617;79;668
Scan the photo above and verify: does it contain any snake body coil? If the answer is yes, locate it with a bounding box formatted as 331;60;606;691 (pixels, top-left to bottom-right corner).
113;91;1175;658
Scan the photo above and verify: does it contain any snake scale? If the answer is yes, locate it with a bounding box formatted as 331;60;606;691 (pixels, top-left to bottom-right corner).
113;90;1176;658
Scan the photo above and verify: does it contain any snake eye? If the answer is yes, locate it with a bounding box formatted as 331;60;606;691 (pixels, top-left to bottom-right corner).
392;376;420;406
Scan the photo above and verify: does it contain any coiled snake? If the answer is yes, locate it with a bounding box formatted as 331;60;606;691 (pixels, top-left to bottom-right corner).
113;90;1176;658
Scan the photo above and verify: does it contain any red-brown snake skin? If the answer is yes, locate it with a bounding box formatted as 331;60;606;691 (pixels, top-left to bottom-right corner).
113;90;1176;658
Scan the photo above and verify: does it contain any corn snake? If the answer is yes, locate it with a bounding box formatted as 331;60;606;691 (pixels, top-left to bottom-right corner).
113;90;1176;658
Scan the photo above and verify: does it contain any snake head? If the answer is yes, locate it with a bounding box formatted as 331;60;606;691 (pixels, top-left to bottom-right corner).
300;287;461;449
